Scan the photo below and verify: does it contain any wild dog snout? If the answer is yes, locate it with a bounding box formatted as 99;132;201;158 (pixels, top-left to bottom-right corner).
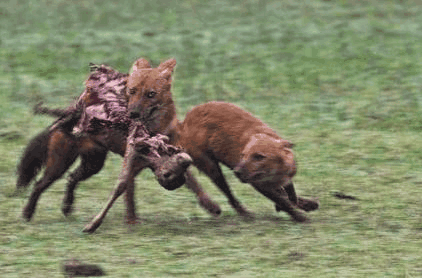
233;163;247;182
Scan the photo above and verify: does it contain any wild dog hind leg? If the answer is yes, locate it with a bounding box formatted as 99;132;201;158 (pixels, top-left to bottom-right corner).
62;137;108;216
23;130;79;221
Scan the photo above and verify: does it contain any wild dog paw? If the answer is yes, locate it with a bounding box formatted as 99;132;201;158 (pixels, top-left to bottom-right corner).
125;216;142;225
297;197;319;212
234;204;254;219
22;207;34;222
62;203;73;217
291;210;309;223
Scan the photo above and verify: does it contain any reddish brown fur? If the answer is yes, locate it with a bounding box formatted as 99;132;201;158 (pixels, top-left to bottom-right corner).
82;60;221;233
18;60;220;231
20;128;80;221
46;131;72;169
20;115;194;225
17;62;200;225
178;102;296;184
177;102;319;221
77;137;101;154
127;59;178;137
125;59;319;223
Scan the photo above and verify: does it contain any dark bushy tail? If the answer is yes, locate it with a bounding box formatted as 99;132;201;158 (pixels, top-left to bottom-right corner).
16;105;82;189
16;128;50;188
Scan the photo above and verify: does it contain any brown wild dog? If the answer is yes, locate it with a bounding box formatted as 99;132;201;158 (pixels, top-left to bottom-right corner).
84;58;319;232
15;62;215;226
176;101;319;221
82;59;222;232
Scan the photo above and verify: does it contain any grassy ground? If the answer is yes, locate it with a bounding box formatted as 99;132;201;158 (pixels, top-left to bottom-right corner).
1;0;422;277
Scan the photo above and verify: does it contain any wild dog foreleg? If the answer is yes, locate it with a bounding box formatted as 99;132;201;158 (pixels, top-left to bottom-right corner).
253;184;308;223
275;182;319;212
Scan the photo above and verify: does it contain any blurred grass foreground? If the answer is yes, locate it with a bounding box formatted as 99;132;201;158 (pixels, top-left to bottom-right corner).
1;0;422;277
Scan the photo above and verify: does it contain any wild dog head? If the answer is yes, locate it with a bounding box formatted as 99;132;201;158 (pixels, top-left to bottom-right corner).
126;58;177;135
233;134;296;187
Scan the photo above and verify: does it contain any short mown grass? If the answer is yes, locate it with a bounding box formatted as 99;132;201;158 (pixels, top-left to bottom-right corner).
1;0;422;277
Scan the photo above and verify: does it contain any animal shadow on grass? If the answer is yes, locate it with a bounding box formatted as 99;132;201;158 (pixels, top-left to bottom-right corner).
120;211;303;236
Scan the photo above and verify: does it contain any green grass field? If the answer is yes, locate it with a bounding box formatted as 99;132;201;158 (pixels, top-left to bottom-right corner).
1;0;422;277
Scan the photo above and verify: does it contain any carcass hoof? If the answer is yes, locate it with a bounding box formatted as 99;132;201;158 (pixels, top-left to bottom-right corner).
82;220;102;234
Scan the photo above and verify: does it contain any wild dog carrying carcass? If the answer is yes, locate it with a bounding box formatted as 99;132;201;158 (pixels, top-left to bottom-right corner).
16;62;216;226
83;58;319;232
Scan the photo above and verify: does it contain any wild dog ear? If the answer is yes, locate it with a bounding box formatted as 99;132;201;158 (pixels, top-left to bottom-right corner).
158;58;177;79
130;58;151;74
275;139;294;149
283;140;295;149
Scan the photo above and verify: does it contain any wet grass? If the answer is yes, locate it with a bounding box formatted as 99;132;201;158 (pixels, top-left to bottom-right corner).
1;0;422;277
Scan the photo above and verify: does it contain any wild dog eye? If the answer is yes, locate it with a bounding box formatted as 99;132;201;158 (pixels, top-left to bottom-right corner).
252;153;266;161
147;91;156;98
128;88;136;95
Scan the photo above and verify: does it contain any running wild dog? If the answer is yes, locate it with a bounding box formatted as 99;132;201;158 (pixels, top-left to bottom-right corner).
84;58;319;232
175;101;319;221
16;63;195;225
